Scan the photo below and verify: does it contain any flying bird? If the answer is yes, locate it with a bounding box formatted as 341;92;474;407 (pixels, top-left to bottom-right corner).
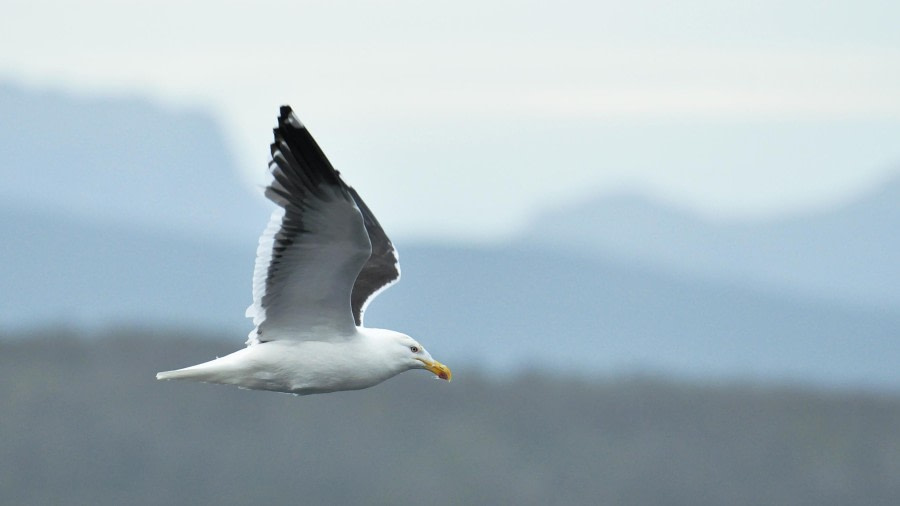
156;106;451;395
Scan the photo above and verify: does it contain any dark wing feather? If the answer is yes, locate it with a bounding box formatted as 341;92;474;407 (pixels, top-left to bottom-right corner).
348;187;401;326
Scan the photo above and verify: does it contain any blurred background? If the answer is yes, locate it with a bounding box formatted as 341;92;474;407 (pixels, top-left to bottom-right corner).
2;1;900;504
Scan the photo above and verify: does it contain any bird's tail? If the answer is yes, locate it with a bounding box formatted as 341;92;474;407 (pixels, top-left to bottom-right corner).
156;348;259;387
156;357;234;383
156;368;200;381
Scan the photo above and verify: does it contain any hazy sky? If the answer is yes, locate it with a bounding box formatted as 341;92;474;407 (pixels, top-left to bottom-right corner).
3;0;900;241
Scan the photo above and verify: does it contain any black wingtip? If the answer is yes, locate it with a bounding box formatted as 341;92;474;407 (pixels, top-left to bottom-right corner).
278;105;305;130
267;105;344;198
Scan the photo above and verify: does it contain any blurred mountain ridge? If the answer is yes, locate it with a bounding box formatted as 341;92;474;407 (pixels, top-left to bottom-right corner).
0;81;267;244
1;84;898;390
520;171;900;311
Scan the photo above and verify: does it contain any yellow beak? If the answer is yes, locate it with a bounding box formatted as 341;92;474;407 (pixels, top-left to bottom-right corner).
417;358;452;381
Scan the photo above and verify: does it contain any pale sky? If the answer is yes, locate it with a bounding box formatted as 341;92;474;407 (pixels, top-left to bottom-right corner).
3;0;900;242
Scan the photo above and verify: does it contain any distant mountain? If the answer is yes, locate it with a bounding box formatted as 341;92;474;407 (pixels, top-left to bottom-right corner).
521;175;900;311
0;202;253;331
2;203;898;390
3;85;898;390
0;82;267;244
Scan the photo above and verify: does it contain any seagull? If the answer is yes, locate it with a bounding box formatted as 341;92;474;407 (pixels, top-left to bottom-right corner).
156;106;451;395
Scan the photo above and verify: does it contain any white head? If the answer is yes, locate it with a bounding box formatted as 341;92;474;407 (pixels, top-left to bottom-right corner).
380;330;452;381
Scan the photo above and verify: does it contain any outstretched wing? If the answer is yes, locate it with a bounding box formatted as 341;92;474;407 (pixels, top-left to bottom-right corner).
348;187;401;326
246;106;371;345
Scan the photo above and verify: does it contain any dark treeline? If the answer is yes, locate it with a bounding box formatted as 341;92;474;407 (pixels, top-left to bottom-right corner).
2;328;900;505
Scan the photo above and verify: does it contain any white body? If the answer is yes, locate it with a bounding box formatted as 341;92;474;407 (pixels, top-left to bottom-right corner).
157;328;423;395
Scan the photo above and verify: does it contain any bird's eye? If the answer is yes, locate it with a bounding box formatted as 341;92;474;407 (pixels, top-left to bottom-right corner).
410;346;420;353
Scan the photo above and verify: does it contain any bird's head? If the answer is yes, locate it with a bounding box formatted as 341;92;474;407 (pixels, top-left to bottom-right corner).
391;333;452;381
